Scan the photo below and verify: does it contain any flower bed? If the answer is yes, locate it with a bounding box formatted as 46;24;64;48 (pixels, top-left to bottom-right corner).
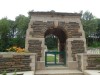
6;46;26;53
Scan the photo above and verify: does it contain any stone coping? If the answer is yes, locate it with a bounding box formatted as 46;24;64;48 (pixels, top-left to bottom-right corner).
0;71;34;75
84;70;100;75
29;11;81;17
77;53;100;55
0;52;36;55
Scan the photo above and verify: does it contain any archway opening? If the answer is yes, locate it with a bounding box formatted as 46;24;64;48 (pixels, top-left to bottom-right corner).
44;28;67;66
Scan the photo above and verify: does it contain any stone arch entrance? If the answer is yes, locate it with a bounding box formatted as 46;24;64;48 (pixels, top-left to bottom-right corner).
25;11;86;69
44;27;67;66
44;27;67;51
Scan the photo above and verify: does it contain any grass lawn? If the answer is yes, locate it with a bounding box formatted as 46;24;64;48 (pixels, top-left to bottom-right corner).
47;56;58;62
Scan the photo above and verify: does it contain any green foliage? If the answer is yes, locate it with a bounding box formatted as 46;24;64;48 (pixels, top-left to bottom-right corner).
2;69;17;75
89;41;100;48
15;15;29;38
14;15;29;48
0;18;12;52
0;15;29;52
13;69;17;75
45;34;58;50
95;58;100;63
82;11;94;21
2;70;7;75
96;19;100;36
81;11;100;47
81;11;98;37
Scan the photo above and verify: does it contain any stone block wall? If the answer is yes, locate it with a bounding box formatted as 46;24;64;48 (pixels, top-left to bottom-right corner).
25;12;86;63
58;22;82;38
0;53;36;73
30;21;47;37
71;40;85;61
66;22;82;38
30;21;55;38
77;54;83;71
28;21;84;39
86;55;100;70
28;40;42;61
77;54;100;71
27;21;86;61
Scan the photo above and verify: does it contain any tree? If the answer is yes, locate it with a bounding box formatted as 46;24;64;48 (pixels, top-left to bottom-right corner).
0;18;12;51
81;11;98;36
14;15;29;48
45;34;58;50
81;11;98;46
82;11;94;21
0;15;29;51
96;19;100;38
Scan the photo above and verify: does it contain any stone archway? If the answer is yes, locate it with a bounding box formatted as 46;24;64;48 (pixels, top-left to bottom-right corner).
25;11;86;69
44;27;67;51
44;27;67;65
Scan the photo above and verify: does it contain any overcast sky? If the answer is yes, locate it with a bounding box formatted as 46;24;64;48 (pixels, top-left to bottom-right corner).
0;0;100;20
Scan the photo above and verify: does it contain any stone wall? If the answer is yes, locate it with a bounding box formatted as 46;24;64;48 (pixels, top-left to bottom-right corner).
0;53;36;73
28;40;42;61
30;21;55;38
71;40;85;61
77;54;100;71
61;22;82;38
25;12;86;64
77;54;82;71
86;55;100;70
27;21;85;61
30;21;83;38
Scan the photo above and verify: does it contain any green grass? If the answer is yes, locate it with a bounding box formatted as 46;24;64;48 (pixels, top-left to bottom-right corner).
47;56;58;62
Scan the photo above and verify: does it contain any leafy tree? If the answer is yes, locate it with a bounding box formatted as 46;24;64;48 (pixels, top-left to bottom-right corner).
95;19;100;47
81;11;98;46
96;19;100;36
0;18;12;51
82;11;94;21
14;15;29;48
45;34;58;50
81;11;98;36
0;15;29;51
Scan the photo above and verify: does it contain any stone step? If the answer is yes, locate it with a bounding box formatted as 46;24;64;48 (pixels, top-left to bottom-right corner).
35;70;83;75
45;66;68;70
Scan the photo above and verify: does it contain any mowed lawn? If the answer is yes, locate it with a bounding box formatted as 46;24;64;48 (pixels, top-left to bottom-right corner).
47;56;58;62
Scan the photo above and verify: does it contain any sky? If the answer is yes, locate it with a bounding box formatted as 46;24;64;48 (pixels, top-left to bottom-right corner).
0;0;100;20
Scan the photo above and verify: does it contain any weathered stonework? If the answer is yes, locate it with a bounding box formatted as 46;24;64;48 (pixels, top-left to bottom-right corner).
71;40;85;61
30;21;47;37
25;11;86;69
86;55;100;70
0;53;36;73
77;55;82;71
77;54;100;71
30;21;55;38
66;22;82;38
28;40;42;61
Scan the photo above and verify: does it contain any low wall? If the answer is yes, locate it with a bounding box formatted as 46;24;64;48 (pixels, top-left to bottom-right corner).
0;52;37;73
77;53;100;71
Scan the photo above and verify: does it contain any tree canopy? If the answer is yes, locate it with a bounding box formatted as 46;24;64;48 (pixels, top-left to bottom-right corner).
0;15;29;52
81;11;100;47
